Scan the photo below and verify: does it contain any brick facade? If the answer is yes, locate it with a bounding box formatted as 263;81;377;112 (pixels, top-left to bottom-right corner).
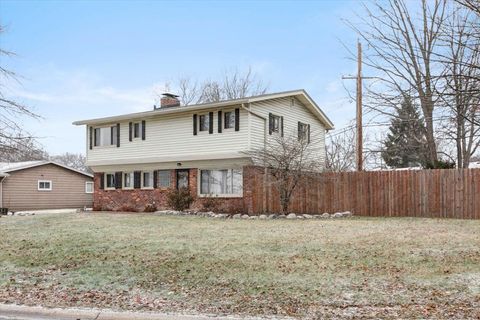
93;166;259;214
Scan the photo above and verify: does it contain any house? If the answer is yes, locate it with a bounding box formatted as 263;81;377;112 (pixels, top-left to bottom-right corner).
73;89;334;213
0;161;94;211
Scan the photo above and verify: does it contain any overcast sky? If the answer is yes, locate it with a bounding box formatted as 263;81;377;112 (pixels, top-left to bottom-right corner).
1;0;362;155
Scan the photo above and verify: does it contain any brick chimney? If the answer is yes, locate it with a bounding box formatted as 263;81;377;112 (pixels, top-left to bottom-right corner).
159;93;180;108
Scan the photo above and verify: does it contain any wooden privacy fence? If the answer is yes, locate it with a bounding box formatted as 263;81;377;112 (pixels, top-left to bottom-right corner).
247;168;480;219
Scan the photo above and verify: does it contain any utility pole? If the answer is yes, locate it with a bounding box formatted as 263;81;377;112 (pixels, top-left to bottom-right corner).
342;41;373;171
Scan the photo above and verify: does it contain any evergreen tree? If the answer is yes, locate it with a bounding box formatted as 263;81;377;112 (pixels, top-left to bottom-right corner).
381;98;428;168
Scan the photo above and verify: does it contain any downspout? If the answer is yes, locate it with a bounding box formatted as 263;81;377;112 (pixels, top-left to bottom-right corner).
241;103;268;213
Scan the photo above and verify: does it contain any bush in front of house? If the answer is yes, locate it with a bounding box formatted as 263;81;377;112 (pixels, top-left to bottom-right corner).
200;195;221;212
167;187;194;211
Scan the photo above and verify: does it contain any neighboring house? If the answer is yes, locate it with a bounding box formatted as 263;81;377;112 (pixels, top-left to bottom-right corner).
0;161;93;211
73;89;334;213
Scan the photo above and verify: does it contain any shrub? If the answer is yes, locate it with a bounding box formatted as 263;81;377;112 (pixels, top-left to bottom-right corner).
424;160;456;169
144;203;157;213
167;188;194;211
201;195;221;212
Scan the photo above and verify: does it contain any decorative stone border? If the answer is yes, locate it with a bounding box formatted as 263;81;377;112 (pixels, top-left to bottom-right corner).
153;210;354;220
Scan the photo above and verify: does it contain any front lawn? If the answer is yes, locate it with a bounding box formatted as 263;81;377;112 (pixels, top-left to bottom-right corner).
1;213;479;318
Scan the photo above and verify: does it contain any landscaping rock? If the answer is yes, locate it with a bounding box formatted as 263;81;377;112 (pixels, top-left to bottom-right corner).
332;212;344;218
343;211;353;217
320;212;330;218
259;214;268;220
241;214;250;219
249;216;258;220
268;214;278;219
303;214;314;219
286;213;297;219
232;214;242;219
296;215;305;219
278;214;287;219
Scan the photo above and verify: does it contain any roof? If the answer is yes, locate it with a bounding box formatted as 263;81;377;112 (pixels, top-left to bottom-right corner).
0;160;93;178
73;89;335;130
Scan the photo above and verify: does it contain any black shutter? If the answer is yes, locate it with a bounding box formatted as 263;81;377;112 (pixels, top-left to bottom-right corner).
110;126;114;145
153;170;158;188
116;123;120;147
281;116;284;137
268;113;273;135
193;114;197;135
94;128;98;146
308;124;311;143
134;171;141;189
218;111;222;133
235;108;240;131
89;126;93;150
129;122;133;141
141;120;146;140
115;172;122;189
99;173;105;190
298;122;301;140
209;112;213;134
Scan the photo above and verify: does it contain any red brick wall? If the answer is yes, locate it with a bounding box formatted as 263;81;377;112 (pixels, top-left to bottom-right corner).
93;166;259;214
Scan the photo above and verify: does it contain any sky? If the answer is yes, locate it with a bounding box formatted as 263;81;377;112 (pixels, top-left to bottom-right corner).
1;0;363;155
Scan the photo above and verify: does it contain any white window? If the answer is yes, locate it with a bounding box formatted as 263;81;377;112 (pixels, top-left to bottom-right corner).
200;169;242;196
94;126;117;146
105;173;115;189
133;122;141;138
123;172;134;188
199;114;209;132
142;171;153;188
158;170;170;188
85;181;94;193
224;111;235;129
298;122;309;141
38;180;52;191
271;114;281;134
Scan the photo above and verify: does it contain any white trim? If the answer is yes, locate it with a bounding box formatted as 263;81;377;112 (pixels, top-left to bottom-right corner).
38;180;52;191
141;170;154;189
85;181;94;194
122;172;134;189
104;173;116;190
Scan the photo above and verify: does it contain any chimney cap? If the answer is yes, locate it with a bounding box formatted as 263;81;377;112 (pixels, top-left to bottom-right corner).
162;92;179;98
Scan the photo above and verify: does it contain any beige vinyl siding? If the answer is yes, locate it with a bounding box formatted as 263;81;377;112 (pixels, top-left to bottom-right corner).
2;164;93;211
87;107;249;166
249;97;327;168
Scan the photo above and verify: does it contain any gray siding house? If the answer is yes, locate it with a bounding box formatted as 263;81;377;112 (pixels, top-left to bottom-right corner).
0;161;93;211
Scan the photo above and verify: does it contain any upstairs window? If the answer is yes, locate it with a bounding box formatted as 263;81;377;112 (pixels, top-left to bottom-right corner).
269;113;282;135
224;111;235;129
199;114;209;132
133;122;141;138
298;122;308;140
38;180;52;191
94;126;117;147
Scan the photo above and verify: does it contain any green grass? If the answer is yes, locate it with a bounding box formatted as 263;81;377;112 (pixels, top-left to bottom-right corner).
1;213;480;318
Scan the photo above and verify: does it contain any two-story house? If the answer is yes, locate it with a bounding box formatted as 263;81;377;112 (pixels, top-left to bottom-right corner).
73;89;334;213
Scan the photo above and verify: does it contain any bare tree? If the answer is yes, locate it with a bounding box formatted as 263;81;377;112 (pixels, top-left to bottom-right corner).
345;0;448;167
0;135;48;162
325;127;356;172
0;26;41;160
50;152;91;173
246;134;322;213
438;7;480;167
158;67;268;106
456;0;480;16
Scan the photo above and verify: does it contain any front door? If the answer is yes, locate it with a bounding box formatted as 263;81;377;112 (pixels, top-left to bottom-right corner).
176;169;189;189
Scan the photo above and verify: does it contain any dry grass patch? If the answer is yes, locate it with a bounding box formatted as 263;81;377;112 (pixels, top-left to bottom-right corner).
1;213;479;318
